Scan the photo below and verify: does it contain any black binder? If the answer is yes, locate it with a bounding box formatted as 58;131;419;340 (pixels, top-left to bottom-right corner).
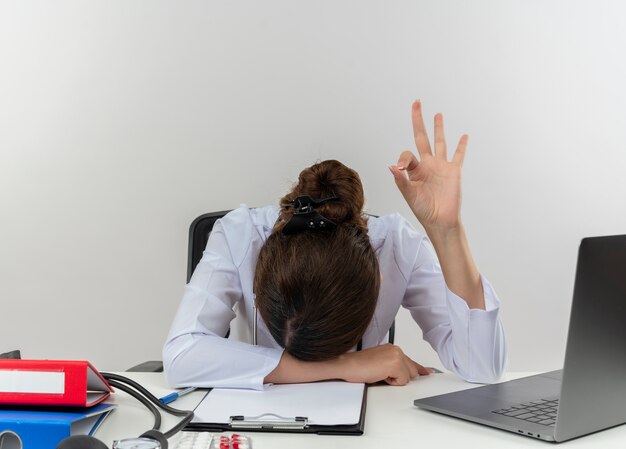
185;382;368;435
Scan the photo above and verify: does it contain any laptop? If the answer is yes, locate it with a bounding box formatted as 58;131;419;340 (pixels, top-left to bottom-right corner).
414;234;626;442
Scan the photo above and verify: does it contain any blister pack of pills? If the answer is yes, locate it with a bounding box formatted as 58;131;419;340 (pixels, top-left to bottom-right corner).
209;434;251;449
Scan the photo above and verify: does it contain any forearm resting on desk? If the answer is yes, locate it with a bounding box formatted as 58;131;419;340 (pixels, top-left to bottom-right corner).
265;344;432;386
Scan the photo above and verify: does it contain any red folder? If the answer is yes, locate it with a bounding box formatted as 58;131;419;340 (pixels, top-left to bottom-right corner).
0;360;113;407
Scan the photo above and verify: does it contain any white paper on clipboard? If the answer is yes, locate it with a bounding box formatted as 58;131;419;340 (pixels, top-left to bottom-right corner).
192;381;365;426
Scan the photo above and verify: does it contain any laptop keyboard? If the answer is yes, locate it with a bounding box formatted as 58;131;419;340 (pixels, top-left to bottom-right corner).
492;398;559;427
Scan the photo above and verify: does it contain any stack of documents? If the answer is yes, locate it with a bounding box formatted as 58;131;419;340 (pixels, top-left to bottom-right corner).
0;359;116;449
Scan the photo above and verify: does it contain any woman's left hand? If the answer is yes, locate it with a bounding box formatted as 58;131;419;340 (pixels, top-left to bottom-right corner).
389;100;468;232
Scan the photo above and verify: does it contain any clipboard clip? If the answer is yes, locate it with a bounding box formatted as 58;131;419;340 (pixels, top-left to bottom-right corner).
229;413;309;430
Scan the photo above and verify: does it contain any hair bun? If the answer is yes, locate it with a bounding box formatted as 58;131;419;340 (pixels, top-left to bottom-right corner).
276;160;367;233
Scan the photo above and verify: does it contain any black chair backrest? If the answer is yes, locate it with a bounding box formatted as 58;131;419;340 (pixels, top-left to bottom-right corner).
186;210;394;344
187;210;232;283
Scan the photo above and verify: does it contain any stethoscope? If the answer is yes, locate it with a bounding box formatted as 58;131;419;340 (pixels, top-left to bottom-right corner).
54;372;195;449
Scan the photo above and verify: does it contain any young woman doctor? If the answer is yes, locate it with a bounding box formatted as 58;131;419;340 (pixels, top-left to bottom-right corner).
163;101;506;390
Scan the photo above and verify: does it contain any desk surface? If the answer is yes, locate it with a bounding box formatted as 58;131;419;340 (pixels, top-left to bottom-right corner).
97;372;626;448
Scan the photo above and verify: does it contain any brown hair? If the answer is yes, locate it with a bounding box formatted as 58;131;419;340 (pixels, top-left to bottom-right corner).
253;160;380;361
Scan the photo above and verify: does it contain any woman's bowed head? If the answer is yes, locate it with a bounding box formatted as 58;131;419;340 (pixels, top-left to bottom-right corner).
254;160;380;361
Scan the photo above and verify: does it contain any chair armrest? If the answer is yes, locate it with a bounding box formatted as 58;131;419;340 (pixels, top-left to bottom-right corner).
126;360;164;372
0;350;21;359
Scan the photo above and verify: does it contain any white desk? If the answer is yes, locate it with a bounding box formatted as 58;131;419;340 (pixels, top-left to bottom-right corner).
97;372;626;448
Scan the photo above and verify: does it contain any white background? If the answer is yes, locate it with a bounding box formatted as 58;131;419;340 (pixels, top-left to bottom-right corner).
1;0;625;373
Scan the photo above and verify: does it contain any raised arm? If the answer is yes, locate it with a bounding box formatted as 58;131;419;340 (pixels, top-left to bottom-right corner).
389;100;484;310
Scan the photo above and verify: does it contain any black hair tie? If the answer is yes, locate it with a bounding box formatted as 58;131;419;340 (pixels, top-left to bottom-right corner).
281;195;340;235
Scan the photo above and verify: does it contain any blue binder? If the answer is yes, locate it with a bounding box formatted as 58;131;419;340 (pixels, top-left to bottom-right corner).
0;403;115;449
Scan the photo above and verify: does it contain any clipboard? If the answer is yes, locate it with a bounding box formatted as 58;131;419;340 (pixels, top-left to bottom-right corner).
185;381;368;435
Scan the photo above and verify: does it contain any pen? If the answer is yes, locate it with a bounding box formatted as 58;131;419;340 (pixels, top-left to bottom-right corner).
159;386;197;405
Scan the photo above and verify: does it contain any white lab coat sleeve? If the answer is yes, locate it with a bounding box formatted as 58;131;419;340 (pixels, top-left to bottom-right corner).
401;232;507;384
162;216;283;390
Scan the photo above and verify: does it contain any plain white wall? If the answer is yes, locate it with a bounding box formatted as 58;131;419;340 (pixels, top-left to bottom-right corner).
1;0;625;372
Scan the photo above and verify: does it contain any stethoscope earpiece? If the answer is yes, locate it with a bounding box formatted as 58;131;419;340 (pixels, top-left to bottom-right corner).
56;435;109;449
0;430;23;449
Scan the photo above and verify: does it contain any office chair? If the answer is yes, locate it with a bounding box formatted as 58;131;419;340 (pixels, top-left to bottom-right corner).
127;210;395;371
